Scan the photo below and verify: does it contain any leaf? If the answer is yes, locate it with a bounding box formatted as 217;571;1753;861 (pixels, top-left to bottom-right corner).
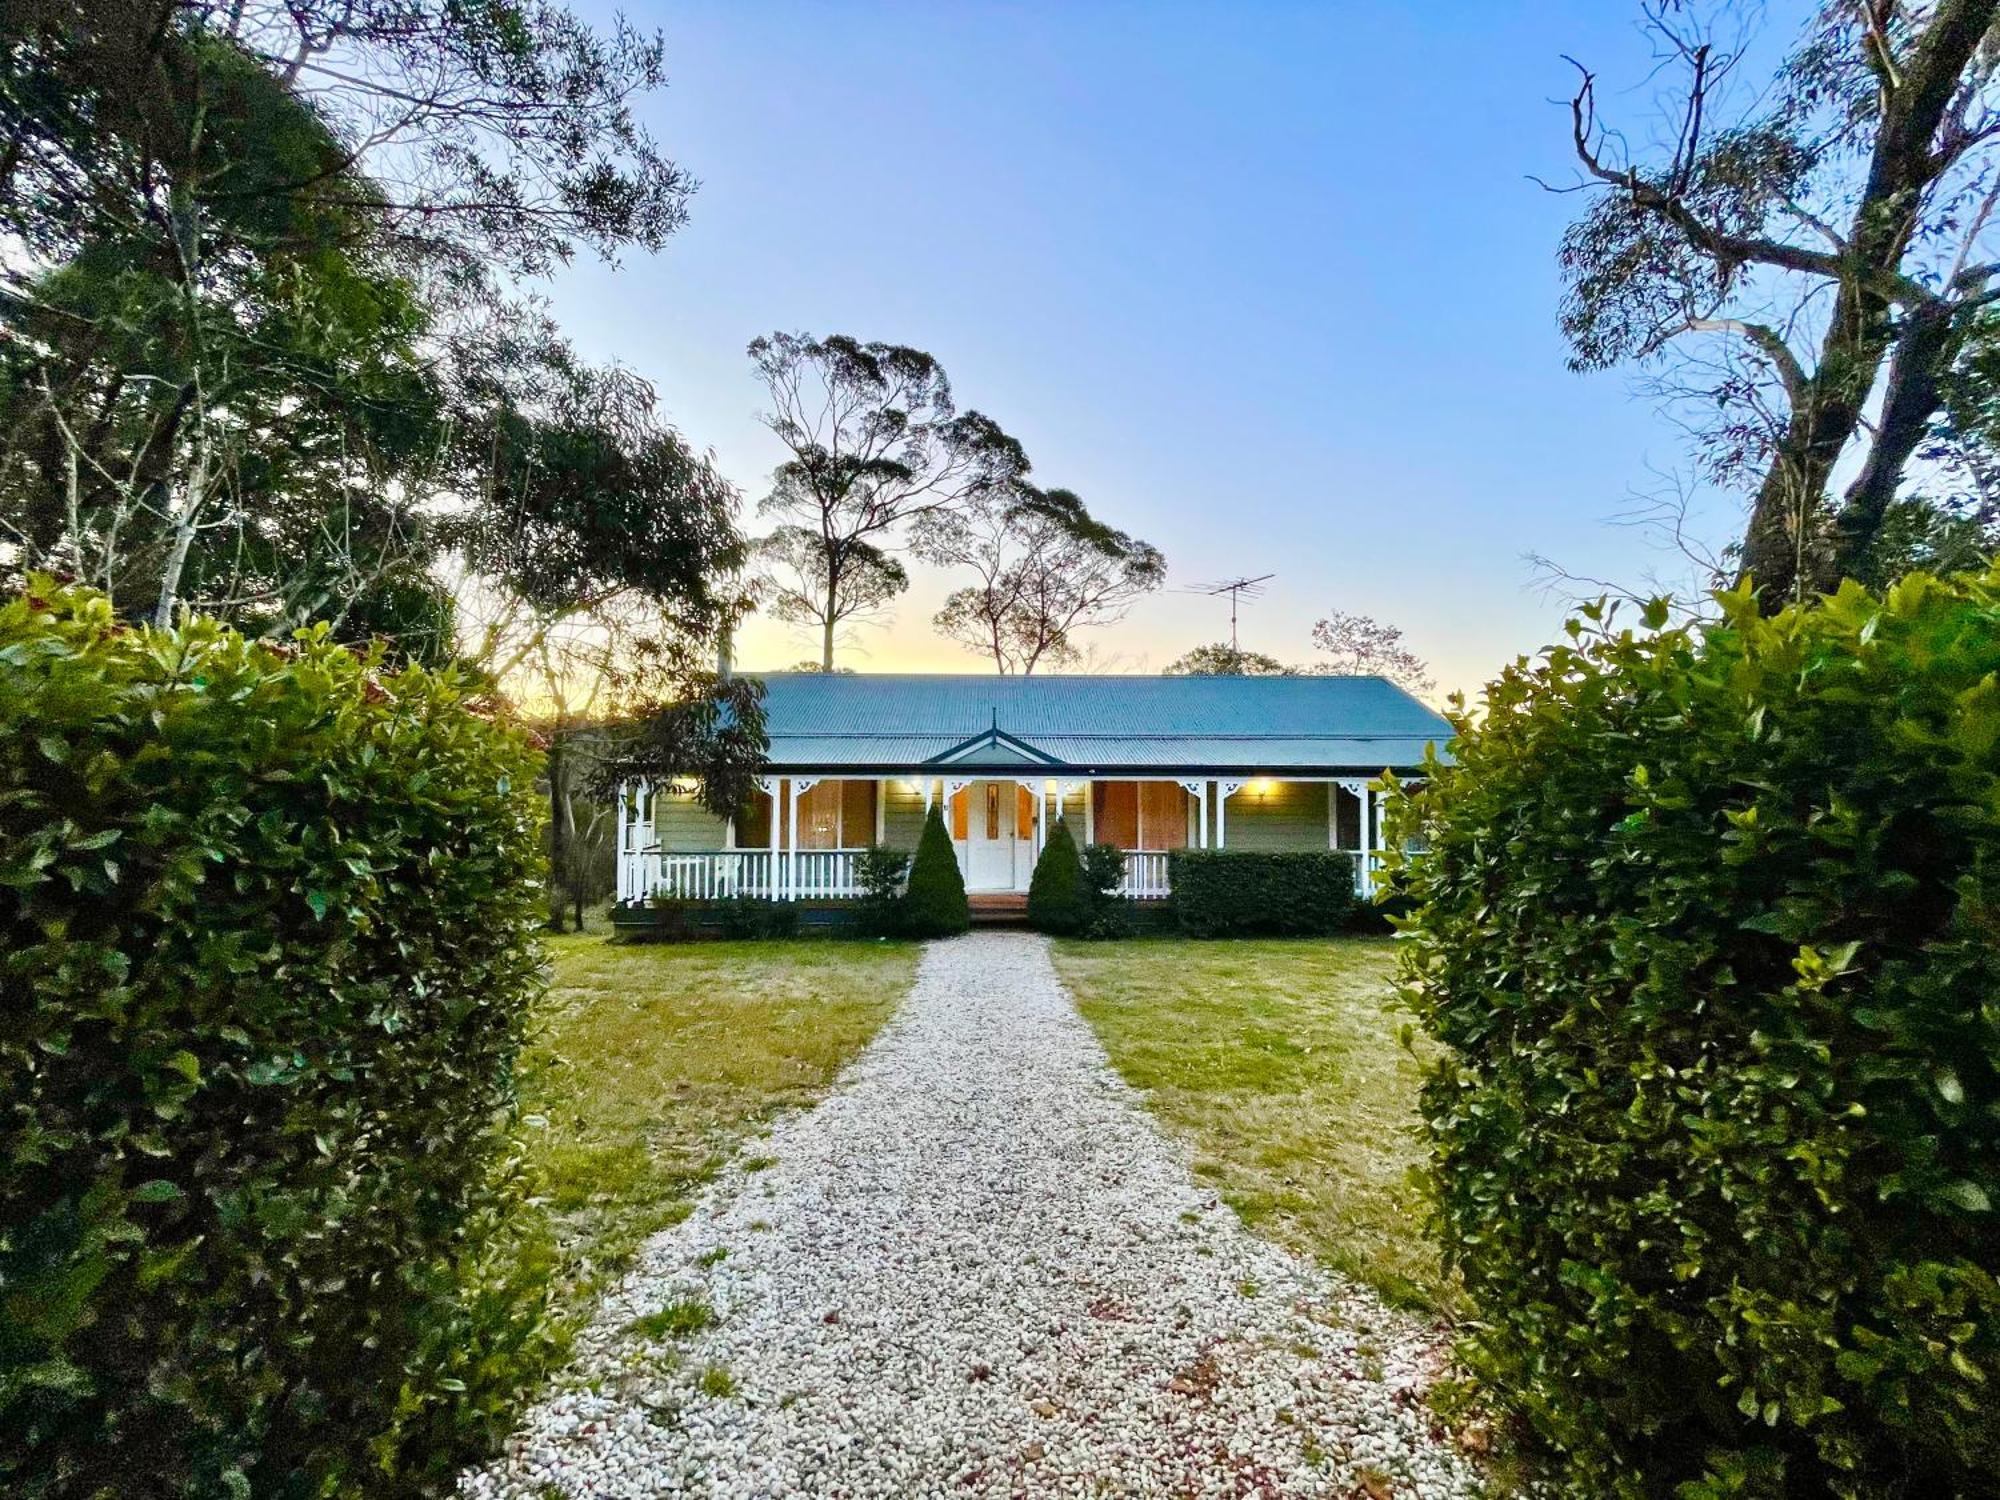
1936;1068;1966;1106
131;1180;183;1203
1941;1181;1990;1213
305;888;329;921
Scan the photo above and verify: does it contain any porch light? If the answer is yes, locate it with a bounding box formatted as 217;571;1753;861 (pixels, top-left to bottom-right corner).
1246;778;1278;796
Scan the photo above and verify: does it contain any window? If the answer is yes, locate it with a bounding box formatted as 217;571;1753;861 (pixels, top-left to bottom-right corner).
1092;781;1189;850
732;780;875;849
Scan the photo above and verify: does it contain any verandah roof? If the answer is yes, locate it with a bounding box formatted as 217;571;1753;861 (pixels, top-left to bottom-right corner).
750;672;1454;775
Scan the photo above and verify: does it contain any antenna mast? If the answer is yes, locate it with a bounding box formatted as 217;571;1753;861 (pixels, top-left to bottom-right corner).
1187;574;1274;649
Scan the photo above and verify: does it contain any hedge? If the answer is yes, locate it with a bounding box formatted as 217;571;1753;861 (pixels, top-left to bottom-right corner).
1026;817;1087;934
1166;849;1357;937
0;584;551;1498
1389;571;2000;1499
902;801;968;937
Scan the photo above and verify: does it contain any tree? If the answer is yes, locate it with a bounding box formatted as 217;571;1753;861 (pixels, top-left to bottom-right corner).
748;333;1033;668
1553;1;2000;608
1162;642;1297;675
1310;611;1436;696
0;0;699;646
902;801;969;937
1026;817;1088;933
918;486;1165;673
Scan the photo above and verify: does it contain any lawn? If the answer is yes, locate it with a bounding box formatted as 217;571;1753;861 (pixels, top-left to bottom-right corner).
518;928;918;1327
1052;936;1446;1309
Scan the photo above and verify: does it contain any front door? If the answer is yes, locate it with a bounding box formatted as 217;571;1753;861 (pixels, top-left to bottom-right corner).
965;780;1021;891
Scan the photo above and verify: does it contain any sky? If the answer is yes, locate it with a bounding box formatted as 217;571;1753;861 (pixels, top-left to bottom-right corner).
540;1;1809;701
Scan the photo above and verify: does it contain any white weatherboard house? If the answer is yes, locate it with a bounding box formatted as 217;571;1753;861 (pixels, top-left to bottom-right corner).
614;673;1452;905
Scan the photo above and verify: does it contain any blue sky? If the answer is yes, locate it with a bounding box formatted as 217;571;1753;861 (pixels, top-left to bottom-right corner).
543;1;1805;698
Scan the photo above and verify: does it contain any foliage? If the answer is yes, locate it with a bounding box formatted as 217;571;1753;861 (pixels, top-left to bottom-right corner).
1078;841;1135;939
917;485;1165;673
1162;642;1297;675
1310;611;1435;696
1167;851;1357;938
1026;818;1089;933
747;332;1034;668
0;583;550;1498
902;801;970;937
855;844;913;937
1552;3;2000;604
1388;566;2000;1499
599;674;770;821
0;1;711;649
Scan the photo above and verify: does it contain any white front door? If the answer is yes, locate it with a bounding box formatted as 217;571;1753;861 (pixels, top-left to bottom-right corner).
964;780;1022;891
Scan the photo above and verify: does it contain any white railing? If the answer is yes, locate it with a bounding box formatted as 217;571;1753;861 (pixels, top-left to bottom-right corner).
620;847;864;903
1119;850;1172;899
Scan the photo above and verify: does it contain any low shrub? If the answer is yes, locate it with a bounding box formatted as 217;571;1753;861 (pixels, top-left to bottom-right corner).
0;583;552;1498
1166;850;1357;937
1027;817;1088;933
1390;571;2000;1499
903;801;969;937
855;844;911;937
1078;841;1135;938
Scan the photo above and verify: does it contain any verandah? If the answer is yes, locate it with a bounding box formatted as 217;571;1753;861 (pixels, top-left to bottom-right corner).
614;775;1388;904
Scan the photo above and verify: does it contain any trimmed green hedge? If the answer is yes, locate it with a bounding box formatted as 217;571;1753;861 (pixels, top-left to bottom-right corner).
1166;849;1357;937
903;801;968;937
1027;817;1087;934
1390;571;2000;1499
0;584;551;1498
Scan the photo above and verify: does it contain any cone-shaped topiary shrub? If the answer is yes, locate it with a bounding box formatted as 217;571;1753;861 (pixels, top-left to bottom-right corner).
902;800;969;937
1390;568;2000;1500
1026;816;1088;933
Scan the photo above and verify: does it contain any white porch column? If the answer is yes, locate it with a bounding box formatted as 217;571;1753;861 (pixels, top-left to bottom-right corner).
785;777;801;900
760;776;780;898
1334;777;1373;896
875;778;887;844
921;777;935;814
615;779;630;901
1215;780;1246;848
1083;780;1094;844
1178;779;1208;849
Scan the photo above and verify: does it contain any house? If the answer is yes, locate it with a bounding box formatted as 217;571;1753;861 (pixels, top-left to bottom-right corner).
613;672;1453;906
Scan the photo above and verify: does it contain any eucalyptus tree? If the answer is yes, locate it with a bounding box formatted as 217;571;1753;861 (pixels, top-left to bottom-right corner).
917;485;1165;674
1309;611;1435;696
1161;642;1298;675
1554;0;2000;606
0;0;708;647
748;333;1034;668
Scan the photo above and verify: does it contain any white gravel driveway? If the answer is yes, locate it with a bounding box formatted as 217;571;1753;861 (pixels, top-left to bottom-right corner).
463;931;1482;1499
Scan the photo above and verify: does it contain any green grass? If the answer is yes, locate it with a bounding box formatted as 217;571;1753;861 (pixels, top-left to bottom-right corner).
519;926;917;1335
1052;936;1447;1309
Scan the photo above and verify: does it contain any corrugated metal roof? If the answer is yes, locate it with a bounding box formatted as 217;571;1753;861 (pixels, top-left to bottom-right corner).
754;673;1453;772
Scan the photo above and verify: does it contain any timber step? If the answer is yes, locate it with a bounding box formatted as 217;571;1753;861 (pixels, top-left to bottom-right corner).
967;893;1030;927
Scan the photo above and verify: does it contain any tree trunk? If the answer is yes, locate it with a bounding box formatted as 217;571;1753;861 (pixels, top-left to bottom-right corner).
821;613;835;672
1831;301;1958;582
546;737;570;932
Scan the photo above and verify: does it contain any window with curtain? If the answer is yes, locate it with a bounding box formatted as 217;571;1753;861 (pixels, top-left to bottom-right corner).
733;780;875;849
1092;781;1189;850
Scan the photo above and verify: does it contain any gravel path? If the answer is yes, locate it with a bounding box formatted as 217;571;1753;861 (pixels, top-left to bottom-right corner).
462;931;1484;1499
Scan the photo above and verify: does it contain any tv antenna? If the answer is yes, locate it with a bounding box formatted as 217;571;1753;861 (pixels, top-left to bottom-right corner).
1182;573;1274;649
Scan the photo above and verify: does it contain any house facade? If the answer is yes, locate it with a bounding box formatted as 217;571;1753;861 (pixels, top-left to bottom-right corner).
613;672;1452;905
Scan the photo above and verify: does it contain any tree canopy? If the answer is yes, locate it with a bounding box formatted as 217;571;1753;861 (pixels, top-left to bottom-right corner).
1555;0;2000;606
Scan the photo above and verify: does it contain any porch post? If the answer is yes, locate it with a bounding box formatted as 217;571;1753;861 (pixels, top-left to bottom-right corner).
785;776;800;900
1360;781;1376;896
615;779;629;901
875;778;887;844
766;777;781;897
1083;779;1094;844
1215;780;1246;848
